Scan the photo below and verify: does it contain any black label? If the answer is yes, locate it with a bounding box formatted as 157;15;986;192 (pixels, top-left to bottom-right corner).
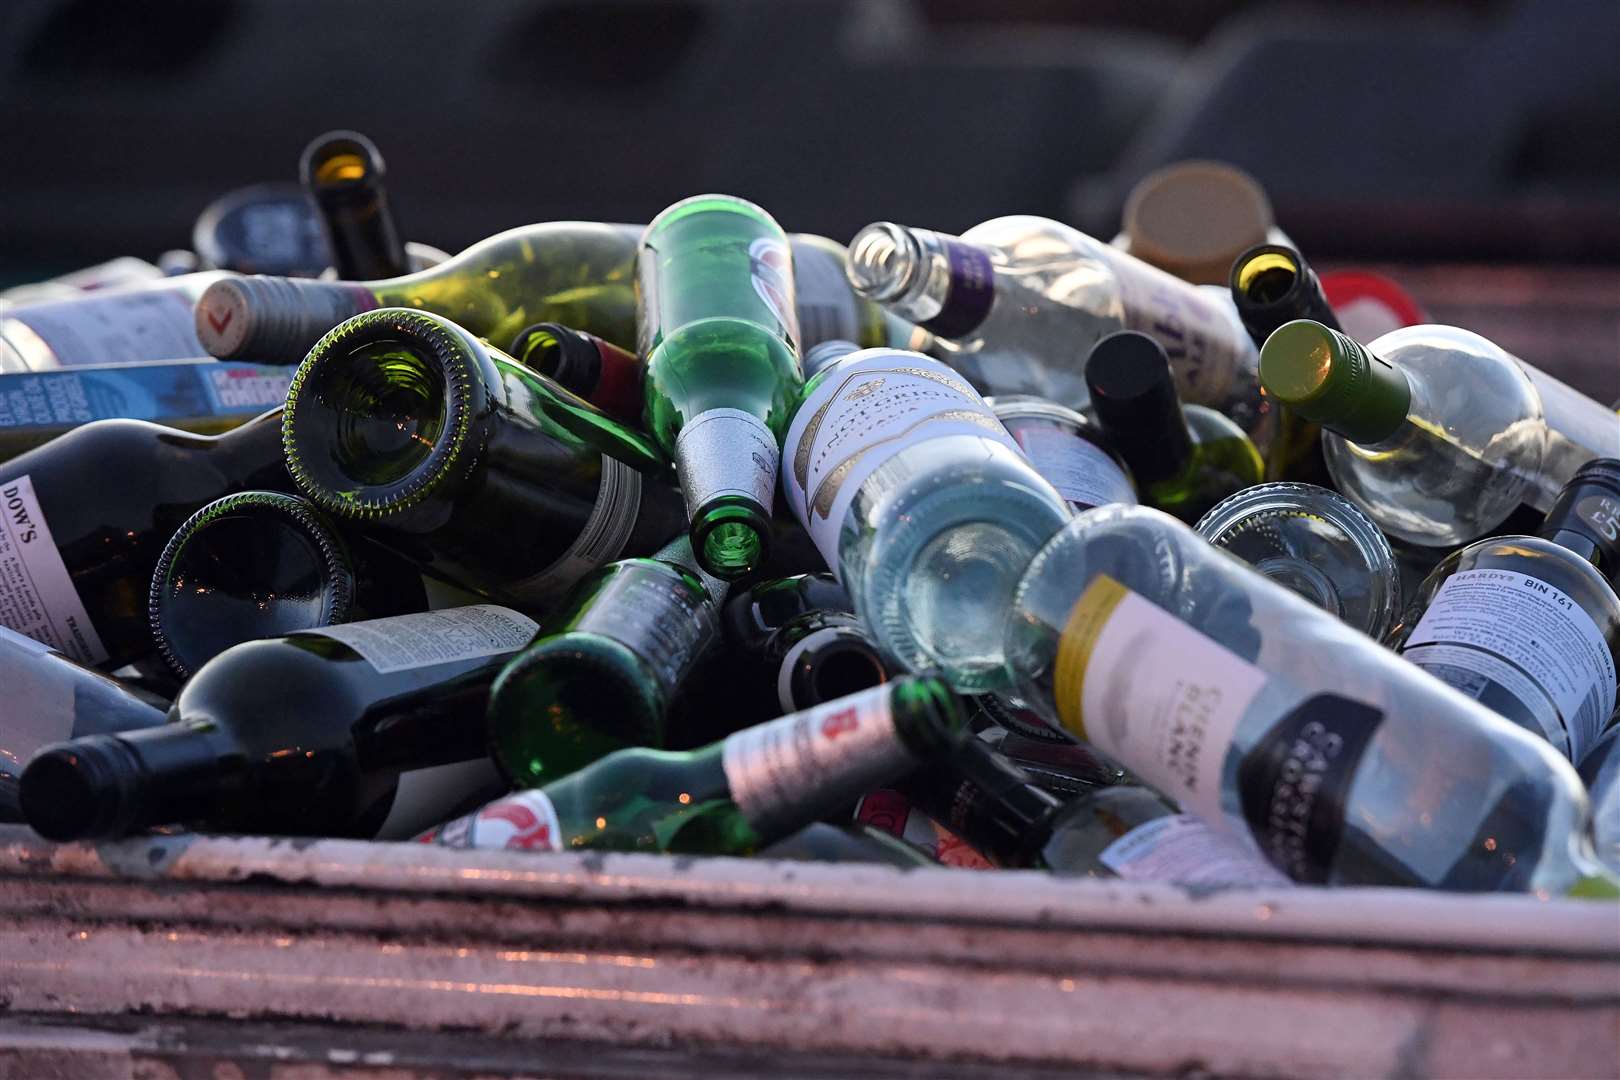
1237;693;1384;884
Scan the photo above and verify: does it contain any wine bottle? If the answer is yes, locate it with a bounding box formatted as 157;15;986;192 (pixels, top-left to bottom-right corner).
0;360;291;461
1117;161;1279;286
148;490;429;678
192;183;332;278
282;308;683;607
486;536;728;788
508;322;643;424
1005;503;1614;894
1389;460;1620;763
0;409;288;668
3;272;236;370
417;677;965;856
781;347;1070;691
758;820;939;868
1578;724;1620;873
1259;320;1620;546
1084;331;1262;525
852;787;996;869
988;395;1136;513
843;216;1267;442
721;572;854;654
19;605;538;842
301;130;409;281
0;625;166;821
1;256;167;306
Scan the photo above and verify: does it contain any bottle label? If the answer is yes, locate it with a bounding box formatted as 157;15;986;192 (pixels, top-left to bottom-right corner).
0;475;107;665
1053;574;1266;824
414;788;563;851
749;237;801;349
722;683;917;836
572;559;720;694
853;789;995;870
306;604;538;674
198;365;294;412
674;408;779;519
789;241;862;348
3;287;204;366
782;352;1017;576
1010;425;1137;511
1402;568;1617;761
921;238;995;339
374;758;506;842
1098;814;1291;888
0;364;290;434
502;456;643;607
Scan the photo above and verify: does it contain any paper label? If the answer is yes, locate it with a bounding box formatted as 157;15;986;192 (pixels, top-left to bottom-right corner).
0;475;107;665
374;757;506;841
790;241;861;348
0;363;288;434
1010;425;1136;511
198;365;293;412
749;237;800;348
1100;247;1249;407
3;287;205;366
674;408;779;519
783;352;1016;574
1098;813;1290;887
502;455;642;607
1054;575;1266;823
306;604;538;675
571;559;719;694
1403;568;1617;760
853;789;995;870
415;788;563;851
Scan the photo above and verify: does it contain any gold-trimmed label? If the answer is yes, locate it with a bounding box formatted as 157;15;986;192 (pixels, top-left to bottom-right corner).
1053;574;1129;740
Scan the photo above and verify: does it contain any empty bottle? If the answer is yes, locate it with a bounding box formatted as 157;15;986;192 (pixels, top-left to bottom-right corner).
3;272;236;370
301;130;410;282
1578;724;1620;873
989;395;1136;513
508;322;644;424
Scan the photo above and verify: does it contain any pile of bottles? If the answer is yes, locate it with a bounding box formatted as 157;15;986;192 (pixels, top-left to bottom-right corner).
2;134;1617;898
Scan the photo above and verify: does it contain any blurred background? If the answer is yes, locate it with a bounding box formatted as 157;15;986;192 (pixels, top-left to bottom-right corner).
1;0;1616;392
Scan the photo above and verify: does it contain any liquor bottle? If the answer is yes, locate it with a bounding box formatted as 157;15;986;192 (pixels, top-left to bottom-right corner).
638;195;803;578
988;395;1136;513
1117;160;1279;286
843;216;1266;441
1004;503;1615;894
781;346;1070;691
1258;320;1620;547
1084;331;1262;525
416;676;966;856
0;408;288;668
1195;482;1401;640
1578;724;1620;873
301;130;409;281
18;605;537;842
1389;460;1620;763
486;536;728;788
3;271;235;371
508;323;643;424
148;490;429;679
282;308;683;607
0;626;166;821
0;360;291;461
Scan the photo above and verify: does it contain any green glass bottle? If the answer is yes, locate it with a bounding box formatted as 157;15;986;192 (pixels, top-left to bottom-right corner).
418;676;965;856
1084;331;1263;524
638;195;803;578
282;308;684;608
487;536;728;788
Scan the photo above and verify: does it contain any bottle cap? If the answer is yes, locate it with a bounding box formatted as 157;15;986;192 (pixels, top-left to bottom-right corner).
1122;161;1274;285
1539;459;1620;583
195;275;378;363
1083;331;1192;485
1259;320;1412;444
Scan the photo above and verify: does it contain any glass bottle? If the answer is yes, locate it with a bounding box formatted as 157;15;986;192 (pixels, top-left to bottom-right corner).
486;536;727;788
508;322;644;424
18;605;537;842
148;490;429;679
281;308;683;608
1195;482;1401;640
1389;460;1620;763
1259;320;1620;547
843;216;1267;441
988;395;1137;513
721;572;854;653
192;183;333;278
1005;504;1614;894
1578;724;1620;874
0;408;289;668
417;676;965;856
781;346;1070;692
3;271;236;370
301;130;410;282
1084;331;1262;524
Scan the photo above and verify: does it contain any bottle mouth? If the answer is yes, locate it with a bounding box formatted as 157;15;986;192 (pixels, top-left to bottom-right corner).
780;625;891;712
692;499;772;580
283;309;484;522
1232;246;1301;307
846;222;921;302
19;736;143;842
301;130;385;192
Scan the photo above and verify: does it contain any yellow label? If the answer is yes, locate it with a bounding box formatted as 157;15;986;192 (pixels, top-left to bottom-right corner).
1053;574;1129;741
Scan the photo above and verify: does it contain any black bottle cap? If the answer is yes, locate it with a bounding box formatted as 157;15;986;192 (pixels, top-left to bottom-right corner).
1083;331;1193;486
19;736;144;842
1539;459;1620;583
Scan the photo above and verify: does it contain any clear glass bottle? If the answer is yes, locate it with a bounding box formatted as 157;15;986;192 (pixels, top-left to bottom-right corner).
1259;320;1620;547
1005;504;1614;894
2;272;236;371
988;394;1137;513
1388;460;1620;762
1578;723;1620;874
781;347;1071;692
1195;482;1401;640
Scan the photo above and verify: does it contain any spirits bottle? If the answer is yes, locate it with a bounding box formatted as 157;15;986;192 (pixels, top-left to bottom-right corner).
1005;503;1613;894
988;395;1137;513
281;308;684;607
417;677;965;855
508;323;644;424
18;605;537;842
781;346;1070;691
148;490;429;678
1390;460;1620;762
1085;331;1262;524
301;130;410;281
1259;320;1620;546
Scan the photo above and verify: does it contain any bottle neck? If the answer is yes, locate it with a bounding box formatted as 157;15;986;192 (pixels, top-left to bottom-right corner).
1536;466;1620;577
193;275;383;363
846;223;996;339
213;408;293;489
1091;391;1194;488
897;738;1063;867
1230;245;1341;349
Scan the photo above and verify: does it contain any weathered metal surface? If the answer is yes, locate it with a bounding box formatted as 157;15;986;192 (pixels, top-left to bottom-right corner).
0;826;1616;1078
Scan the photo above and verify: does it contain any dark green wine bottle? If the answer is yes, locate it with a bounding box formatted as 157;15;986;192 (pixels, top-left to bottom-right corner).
148;490;429;678
19;604;540;842
301;130;410;281
282;308;684;608
508;322;645;425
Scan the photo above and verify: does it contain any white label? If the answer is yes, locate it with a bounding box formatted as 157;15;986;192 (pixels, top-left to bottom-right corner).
1403;568;1617;760
1099;247;1249;408
1012;426;1136;510
1098;814;1291;888
374;757;506;841
674;407;779;520
0;475;107;665
782;352;1017;575
502;456;642;606
306;604;539;674
791;241;862;348
4;287;205;366
414;788;564;851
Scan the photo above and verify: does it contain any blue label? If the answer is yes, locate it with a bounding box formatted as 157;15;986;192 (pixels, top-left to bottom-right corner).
0;363;291;430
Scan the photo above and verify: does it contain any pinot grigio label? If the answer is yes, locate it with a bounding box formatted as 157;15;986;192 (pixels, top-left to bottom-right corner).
0;475;107;664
